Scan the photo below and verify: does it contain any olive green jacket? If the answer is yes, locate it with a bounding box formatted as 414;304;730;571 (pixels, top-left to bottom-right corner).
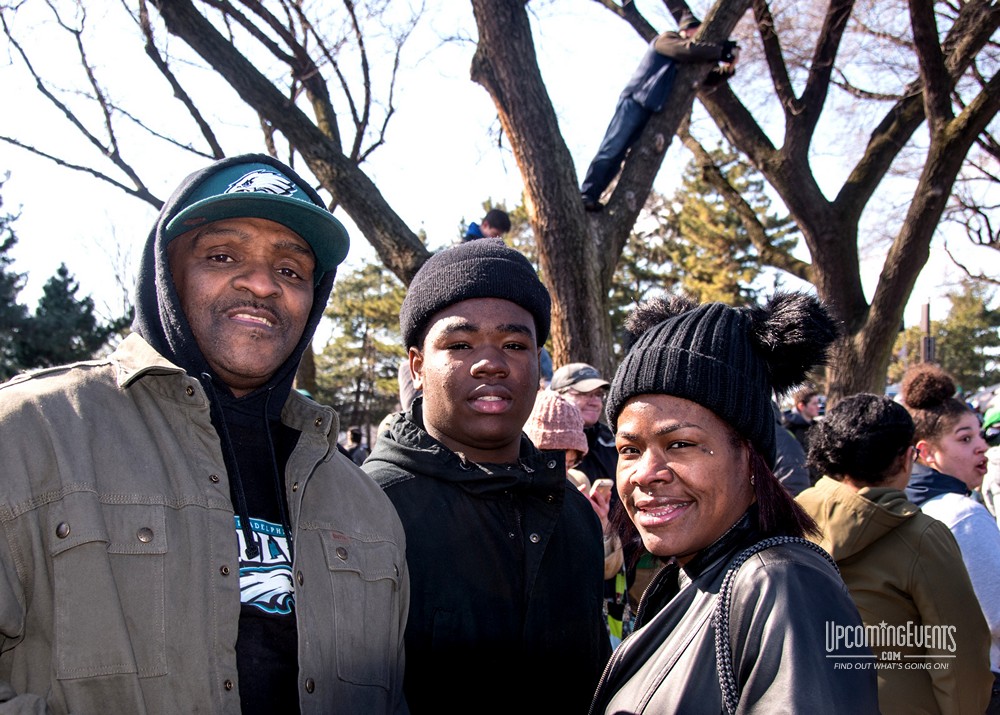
797;477;992;715
0;334;409;714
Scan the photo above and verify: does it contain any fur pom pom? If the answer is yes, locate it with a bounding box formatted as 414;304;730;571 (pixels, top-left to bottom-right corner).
623;294;697;350
747;292;840;395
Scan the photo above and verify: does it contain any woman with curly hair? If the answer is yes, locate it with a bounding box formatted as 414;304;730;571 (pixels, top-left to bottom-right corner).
589;293;878;715
900;363;1000;711
797;393;992;715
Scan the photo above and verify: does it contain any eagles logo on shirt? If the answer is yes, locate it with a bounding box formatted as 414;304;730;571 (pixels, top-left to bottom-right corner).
234;516;295;615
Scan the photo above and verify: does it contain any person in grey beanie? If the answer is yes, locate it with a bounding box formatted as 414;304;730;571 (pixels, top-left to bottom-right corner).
364;238;611;715
590;292;879;715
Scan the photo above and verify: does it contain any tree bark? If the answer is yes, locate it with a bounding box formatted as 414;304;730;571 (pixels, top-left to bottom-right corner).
469;0;750;376
469;0;611;374
693;0;1000;399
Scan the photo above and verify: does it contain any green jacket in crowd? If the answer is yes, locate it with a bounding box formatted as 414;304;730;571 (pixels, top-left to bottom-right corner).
797;476;993;715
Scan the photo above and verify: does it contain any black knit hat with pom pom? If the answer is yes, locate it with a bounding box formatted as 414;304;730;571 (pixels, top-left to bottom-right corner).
606;292;839;467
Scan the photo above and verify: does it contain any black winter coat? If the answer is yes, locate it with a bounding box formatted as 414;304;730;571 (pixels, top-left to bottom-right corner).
364;401;611;715
589;508;879;714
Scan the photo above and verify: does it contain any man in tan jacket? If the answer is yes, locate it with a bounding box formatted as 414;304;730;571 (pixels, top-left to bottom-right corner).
0;154;409;714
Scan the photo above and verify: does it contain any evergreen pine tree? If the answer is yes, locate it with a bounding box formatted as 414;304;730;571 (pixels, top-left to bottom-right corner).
937;280;1000;391
661;143;799;305
0;180;131;379
888;280;1000;391
608;146;800;355
316;262;407;429
0;232;29;380
16;264;119;370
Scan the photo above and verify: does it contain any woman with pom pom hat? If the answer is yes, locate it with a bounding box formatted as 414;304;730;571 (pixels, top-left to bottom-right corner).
589;293;879;714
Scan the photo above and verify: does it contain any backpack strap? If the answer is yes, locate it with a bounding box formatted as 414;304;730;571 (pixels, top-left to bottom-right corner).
713;536;838;715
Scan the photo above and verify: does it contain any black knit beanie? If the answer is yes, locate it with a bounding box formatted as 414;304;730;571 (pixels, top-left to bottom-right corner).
606;293;838;467
400;238;551;348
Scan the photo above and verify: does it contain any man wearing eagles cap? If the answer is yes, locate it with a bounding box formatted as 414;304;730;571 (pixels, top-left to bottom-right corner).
0;154;409;714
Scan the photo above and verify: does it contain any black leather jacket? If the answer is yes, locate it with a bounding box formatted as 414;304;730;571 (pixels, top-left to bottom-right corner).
590;508;880;714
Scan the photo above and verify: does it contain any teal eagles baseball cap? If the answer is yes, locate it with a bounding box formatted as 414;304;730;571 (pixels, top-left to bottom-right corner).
163;161;350;282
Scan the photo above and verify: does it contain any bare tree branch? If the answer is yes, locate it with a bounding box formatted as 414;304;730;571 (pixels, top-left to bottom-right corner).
830;71;904;101
751;0;797;113
0;135;163;207
944;240;1000;285
136;0;225;158
150;0;430;281
794;0;854;143
909;0;954;130
1;5;161;207
679;122;812;280
590;0;658;39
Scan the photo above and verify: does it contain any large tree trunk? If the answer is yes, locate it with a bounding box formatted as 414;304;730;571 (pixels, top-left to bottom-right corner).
694;0;1000;402
468;0;613;374
469;0;750;377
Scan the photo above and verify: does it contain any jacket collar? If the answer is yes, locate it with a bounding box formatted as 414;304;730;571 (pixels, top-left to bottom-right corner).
112;332;188;388
636;506;760;623
110;333;339;456
681;504;760;580
376;397;566;496
905;464;970;507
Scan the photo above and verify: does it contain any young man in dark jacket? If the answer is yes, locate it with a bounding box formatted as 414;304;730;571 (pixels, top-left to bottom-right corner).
364;239;611;714
580;11;739;211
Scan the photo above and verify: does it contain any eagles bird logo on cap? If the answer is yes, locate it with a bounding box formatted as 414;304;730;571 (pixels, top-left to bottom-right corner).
163;160;350;283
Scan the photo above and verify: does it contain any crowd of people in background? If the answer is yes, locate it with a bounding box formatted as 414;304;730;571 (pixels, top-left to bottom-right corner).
365;228;1000;712
797;393;993;713
367;236;1000;713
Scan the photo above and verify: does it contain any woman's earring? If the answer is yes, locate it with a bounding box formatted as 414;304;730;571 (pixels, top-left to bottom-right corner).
750;473;756;486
